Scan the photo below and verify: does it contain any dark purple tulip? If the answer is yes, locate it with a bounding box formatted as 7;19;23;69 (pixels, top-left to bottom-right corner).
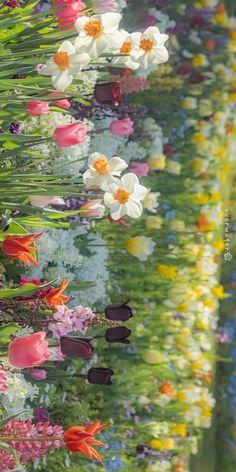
105;301;133;321
87;367;114;385
9;121;21;135
105;326;131;344
136;444;150;458
60;336;94;358
94;82;122;106
4;0;19;8
190;15;206;28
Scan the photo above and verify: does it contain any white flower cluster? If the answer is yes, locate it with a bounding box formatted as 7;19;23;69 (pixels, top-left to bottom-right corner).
39;13;169;91
142;117;164;156
70;233;110;308
21;111;93;176
0;372;38;416
27;228;84;281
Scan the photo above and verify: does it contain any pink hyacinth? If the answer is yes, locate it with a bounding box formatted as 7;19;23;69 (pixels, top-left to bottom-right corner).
110;117;134;136
0;419;63;471
48;305;95;338
54;0;85;29
53;121;87;147
92;0;118;13
0;368;8;391
119;75;150;94
140;12;157;30
129;161;150;176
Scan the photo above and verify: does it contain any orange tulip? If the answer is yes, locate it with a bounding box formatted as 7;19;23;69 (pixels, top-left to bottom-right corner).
43;279;70;307
63;421;107;463
2;233;43;267
159;381;173;397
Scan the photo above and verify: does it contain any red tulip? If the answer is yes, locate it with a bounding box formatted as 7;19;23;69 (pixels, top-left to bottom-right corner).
49;92;71;110
53;122;87;147
26;101;50;116
8;332;50;369
63;421;107;463
2;233;43;267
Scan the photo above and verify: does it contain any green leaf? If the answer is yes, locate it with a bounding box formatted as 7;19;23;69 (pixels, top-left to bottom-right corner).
0;323;20;337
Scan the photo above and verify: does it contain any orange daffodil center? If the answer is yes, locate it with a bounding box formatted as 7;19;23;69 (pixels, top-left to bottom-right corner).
120;41;133;54
113;188;130;204
140;38;154;52
84;18;102;38
92;155;109;175
53;51;70;71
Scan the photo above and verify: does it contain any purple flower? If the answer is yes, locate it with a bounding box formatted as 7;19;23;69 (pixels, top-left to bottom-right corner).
9;121;21;135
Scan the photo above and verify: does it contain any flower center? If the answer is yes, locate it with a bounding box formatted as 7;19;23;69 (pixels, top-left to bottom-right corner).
92;156;109;175
84;19;102;37
140;38;154;52
113;189;129;204
120;41;132;54
53;52;70;71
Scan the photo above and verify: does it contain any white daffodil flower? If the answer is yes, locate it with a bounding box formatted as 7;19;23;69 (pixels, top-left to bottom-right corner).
104;173;148;220
83;152;128;189
39;40;90;91
112;30;141;70
133;26;169;71
74;12;123;58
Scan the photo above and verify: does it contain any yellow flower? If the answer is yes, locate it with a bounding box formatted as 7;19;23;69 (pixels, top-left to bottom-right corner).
157;265;177;281
212;285;225;299
181;97;197;109
142;349;165;365
212;239;224;252
169;219;185;232
125;236;155;260
146;215;163;230
194;193;209;205
176;303;188;311
149;439;164;450
192;54;208;68
195;321;209;330
170;423;187;437
203;299;216;309
176;391;186;402
148;155;166;170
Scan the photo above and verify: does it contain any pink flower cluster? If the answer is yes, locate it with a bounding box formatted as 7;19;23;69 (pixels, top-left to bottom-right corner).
0;368;8;391
0;419;63;471
119;75;150;94
48;305;95;338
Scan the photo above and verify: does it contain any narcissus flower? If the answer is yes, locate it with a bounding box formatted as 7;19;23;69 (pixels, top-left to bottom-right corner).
63;421;107;463
2;233;43;267
133;26;169;70
104;173;148;220
75;13;122;58
83;152;127;189
125;236;155;260
43;279;70;307
8;332;50;369
112;29;141;70
39;40;90;91
143;191;160;213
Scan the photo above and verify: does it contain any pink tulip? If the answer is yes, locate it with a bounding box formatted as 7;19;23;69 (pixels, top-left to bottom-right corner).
53;121;87;147
49;92;71;110
129;161;150;176
92;0;118;13
29;196;65;208
8;332;50;369
109;118;134;136
54;0;85;29
30;368;47;381
26;101;50;116
80;199;105;218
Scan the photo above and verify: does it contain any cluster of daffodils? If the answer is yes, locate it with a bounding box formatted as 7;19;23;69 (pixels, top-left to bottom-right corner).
39;12;169;90
83;152;149;220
